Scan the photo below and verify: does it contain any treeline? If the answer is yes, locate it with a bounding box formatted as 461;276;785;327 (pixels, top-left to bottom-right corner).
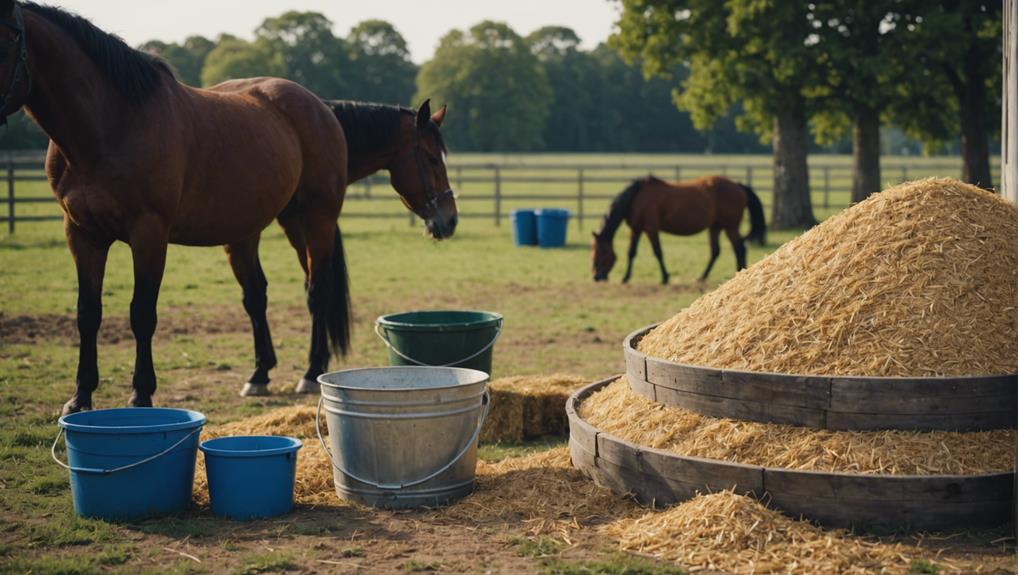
1;10;773;154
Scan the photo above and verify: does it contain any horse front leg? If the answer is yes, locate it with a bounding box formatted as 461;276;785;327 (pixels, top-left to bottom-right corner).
700;225;722;281
622;229;641;284
62;223;113;416
127;218;169;407
647;231;670;285
724;225;748;272
226;235;278;397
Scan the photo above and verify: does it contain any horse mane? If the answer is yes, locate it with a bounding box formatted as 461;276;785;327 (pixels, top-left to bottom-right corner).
23;2;170;103
327;100;448;156
598;176;654;242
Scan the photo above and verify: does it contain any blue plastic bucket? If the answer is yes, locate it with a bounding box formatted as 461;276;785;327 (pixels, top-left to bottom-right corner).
54;407;205;521
511;209;538;246
536;208;571;248
200;436;302;520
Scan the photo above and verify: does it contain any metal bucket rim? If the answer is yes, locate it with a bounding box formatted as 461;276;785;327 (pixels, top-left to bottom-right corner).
199;435;302;458
59;407;206;435
317;366;490;393
376;310;502;332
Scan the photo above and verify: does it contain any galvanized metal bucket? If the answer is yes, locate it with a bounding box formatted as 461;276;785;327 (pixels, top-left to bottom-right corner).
316;366;489;509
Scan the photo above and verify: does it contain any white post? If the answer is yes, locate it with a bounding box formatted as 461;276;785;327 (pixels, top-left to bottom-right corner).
1004;0;1017;203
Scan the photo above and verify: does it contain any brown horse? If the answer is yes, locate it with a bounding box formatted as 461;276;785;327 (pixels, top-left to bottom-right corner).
0;1;455;414
592;175;766;284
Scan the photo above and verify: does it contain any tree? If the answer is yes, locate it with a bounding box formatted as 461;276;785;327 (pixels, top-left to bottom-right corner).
416;21;553;151
255;11;349;98
613;0;820;228
200;35;285;87
345;20;417;105
526;26;594;150
810;1;912;202
892;1;1001;189
141;35;215;86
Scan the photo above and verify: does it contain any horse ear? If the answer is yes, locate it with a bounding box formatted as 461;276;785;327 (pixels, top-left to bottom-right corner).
431;104;447;127
416;99;432;131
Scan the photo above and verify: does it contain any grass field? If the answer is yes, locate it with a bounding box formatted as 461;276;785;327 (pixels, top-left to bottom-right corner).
1;154;1012;574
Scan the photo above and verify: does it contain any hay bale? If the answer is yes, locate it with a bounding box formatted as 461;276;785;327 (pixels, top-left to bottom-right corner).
481;374;590;443
638;178;1018;377
579;378;1015;475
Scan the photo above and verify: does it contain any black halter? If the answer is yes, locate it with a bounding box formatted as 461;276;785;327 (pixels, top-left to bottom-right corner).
0;2;29;126
411;126;454;218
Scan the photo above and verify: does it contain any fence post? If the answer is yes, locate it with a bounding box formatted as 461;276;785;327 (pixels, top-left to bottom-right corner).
674;166;682;181
363;178;371;199
6;153;13;234
823;166;830;209
745;166;752;187
456;166;463;191
577;168;584;230
494;166;501;227
901;165;907;183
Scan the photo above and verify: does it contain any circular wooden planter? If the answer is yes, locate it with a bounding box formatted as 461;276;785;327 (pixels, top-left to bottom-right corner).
624;325;1018;432
568;378;1014;532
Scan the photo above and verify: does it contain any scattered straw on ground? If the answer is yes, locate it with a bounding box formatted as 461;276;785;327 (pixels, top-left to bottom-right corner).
579;379;1015;475
192;406;1008;573
603;490;916;574
482;374;590;443
638;178;1018;377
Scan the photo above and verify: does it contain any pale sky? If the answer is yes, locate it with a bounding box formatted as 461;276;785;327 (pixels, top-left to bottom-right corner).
51;1;621;63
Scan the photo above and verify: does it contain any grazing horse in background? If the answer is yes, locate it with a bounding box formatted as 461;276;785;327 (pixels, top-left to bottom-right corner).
0;0;359;414
592;175;766;284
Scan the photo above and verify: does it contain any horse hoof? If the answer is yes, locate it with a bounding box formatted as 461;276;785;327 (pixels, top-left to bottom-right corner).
295;378;320;394
129;393;153;407
239;383;270;397
61;399;92;417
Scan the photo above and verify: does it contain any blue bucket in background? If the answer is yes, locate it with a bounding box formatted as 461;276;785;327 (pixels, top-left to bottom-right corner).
536;208;571;248
200;436;301;520
54;407;205;521
511;209;538;246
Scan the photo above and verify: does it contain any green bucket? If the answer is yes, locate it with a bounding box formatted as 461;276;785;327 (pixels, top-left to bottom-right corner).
374;311;503;374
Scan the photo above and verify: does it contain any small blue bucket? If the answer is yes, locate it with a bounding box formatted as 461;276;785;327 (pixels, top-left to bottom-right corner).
54;407;206;521
511;209;538;246
536;208;570;248
200;436;301;520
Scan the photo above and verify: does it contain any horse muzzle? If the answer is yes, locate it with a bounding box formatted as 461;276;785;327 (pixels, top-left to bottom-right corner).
426;211;457;240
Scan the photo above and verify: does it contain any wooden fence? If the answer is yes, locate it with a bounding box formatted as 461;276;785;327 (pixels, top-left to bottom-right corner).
1;150;994;233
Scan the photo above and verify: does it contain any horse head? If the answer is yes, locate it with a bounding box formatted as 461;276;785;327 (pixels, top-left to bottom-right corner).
592;230;616;282
388;99;458;239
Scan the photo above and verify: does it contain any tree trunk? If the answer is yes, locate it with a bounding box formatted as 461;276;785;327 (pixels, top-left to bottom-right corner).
959;85;992;189
771;100;817;229
852;106;881;203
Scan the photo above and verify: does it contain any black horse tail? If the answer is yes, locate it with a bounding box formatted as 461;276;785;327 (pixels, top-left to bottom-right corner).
740;184;767;247
327;224;352;356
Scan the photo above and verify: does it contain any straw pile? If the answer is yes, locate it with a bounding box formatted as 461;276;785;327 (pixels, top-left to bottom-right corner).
604;490;915;574
638;179;1018;377
481;374;590;443
579;379;1015;475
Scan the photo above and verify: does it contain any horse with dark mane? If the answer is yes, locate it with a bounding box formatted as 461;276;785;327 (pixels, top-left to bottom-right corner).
592;175;766;284
0;1;457;414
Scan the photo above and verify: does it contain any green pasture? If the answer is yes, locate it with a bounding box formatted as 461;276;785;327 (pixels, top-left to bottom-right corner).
0;153;1007;574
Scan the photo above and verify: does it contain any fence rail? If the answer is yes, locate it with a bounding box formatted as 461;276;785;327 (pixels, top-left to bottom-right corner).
1;150;997;233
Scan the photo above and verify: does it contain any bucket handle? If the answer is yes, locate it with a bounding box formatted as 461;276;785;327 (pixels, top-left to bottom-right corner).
51;426;201;475
374;318;502;368
315;388;490;491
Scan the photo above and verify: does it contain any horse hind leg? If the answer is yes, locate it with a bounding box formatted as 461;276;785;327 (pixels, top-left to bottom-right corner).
226;235;278;397
724;225;748;272
62;225;113;415
277;208;319;394
700;225;722;281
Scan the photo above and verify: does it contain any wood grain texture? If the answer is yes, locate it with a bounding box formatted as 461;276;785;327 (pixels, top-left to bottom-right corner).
568;378;1015;531
625;325;1018;431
